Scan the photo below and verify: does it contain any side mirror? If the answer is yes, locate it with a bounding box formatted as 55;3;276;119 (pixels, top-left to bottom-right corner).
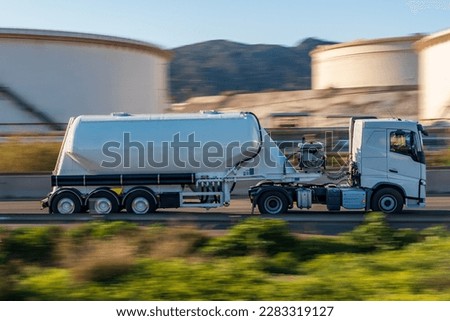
417;124;429;136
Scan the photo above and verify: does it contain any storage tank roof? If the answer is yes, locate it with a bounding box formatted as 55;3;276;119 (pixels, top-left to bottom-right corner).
415;28;450;51
0;28;172;59
310;35;424;56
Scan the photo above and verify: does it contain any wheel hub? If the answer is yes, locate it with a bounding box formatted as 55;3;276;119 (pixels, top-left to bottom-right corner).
264;196;282;214
380;196;396;212
94;197;112;214
57;198;75;214
132;197;150;214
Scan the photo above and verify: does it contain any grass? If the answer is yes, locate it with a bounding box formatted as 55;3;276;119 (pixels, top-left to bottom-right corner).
427;149;450;167
0;141;61;173
1;216;450;300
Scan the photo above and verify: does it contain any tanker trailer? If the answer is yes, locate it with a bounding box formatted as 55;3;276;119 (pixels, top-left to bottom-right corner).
42;111;303;214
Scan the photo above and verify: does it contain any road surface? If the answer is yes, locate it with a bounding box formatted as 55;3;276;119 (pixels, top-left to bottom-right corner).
0;197;449;234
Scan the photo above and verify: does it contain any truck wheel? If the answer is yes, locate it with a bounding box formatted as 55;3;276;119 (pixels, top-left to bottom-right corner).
371;188;403;214
125;190;157;214
257;190;288;215
88;190;120;214
51;191;82;214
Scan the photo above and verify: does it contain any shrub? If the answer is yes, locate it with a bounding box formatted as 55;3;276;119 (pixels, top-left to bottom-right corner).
15;268;73;300
392;228;421;248
262;252;298;274
203;218;298;257
420;225;449;239
344;212;422;251
289;236;359;262
0;263;22;300
2;226;62;265
344;212;402;251
68;221;139;241
70;238;136;283
118;257;275;301
140;226;209;259
351;212;392;248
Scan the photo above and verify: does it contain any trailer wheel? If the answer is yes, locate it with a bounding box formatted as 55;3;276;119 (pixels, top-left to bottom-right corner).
257;190;288;215
88;190;120;214
51;191;82;214
125;190;157;214
371;188;403;214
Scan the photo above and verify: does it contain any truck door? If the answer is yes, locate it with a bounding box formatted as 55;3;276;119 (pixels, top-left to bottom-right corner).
387;129;424;199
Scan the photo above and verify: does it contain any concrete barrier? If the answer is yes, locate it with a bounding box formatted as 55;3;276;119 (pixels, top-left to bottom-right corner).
427;169;450;195
0;170;448;200
0;174;51;200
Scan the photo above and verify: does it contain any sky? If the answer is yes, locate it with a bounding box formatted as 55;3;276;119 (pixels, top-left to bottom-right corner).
0;0;449;49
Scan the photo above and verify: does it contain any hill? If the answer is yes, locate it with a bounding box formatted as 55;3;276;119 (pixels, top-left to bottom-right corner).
169;37;337;102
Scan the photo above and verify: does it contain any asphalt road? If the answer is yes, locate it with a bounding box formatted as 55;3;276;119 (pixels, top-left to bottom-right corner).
0;197;449;234
0;196;449;214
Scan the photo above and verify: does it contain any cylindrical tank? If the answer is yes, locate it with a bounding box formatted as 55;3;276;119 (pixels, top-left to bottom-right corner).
415;28;450;122
55;112;262;175
310;36;422;89
0;28;171;130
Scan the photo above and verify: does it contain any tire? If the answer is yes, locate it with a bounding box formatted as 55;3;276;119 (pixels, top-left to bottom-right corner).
371;188;403;214
87;190;120;214
257;190;289;215
124;190;157;214
51;191;82;214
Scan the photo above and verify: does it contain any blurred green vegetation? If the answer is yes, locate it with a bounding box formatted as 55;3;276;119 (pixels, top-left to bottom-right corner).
0;141;61;172
427;149;450;167
1;216;450;300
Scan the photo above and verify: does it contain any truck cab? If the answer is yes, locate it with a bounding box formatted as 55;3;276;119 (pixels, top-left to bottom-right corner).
350;118;427;213
248;117;427;215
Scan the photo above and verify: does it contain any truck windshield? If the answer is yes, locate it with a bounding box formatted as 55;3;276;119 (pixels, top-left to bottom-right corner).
416;131;424;153
416;131;426;164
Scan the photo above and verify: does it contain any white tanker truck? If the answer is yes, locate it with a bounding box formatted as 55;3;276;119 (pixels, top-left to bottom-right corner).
42;111;427;215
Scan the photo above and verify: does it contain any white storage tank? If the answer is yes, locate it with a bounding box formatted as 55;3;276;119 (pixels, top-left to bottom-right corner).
310;35;422;89
0;28;171;131
416;28;450;123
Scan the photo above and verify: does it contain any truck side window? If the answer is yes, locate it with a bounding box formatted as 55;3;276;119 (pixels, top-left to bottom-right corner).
390;130;414;157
